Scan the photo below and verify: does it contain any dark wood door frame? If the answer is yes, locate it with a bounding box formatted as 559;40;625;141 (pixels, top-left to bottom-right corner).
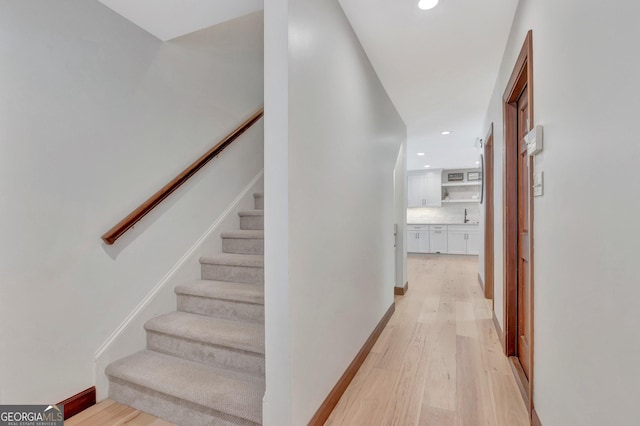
502;30;535;418
483;123;494;302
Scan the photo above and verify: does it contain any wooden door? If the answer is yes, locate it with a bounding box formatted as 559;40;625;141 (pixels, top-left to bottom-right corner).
484;124;494;299
503;30;534;414
517;87;531;379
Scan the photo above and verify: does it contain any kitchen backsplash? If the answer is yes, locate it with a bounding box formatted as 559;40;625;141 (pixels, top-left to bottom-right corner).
407;203;480;224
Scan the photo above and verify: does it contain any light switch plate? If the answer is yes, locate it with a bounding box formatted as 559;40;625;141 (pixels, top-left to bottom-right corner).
525;125;543;155
533;171;544;196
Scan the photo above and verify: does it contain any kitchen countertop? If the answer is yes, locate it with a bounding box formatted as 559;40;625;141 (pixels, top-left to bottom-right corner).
407;222;479;225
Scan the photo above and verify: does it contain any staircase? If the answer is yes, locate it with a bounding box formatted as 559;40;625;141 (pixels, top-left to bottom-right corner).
106;193;265;426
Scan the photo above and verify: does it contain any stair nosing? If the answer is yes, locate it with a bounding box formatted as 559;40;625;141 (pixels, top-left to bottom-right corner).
106;350;263;424
238;210;264;217
220;230;264;239
144;312;264;354
199;253;264;268
175;280;264;305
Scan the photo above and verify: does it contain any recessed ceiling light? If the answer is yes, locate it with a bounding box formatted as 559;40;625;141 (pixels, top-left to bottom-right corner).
424;165;431;168
475;161;480;164
418;0;439;10
417;152;425;156
441;131;451;135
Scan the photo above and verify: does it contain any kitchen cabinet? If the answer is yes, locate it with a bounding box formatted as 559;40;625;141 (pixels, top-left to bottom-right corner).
429;225;447;253
447;229;467;254
408;170;442;207
467;229;480;255
447;225;479;255
407;225;430;253
407;224;479;255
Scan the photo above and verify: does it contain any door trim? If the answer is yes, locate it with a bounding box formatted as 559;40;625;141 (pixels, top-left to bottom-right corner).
502;29;535;418
483;123;495;301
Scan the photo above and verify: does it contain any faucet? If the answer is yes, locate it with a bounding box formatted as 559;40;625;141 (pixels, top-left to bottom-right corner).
464;208;469;223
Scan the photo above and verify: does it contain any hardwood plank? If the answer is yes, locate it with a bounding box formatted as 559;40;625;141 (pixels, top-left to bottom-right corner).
380;323;430;425
65;400;174;426
456;335;497;426
64;399;117;425
309;303;395;425
325;254;528;426
324;367;399;426
423;349;456;411
418;404;456;426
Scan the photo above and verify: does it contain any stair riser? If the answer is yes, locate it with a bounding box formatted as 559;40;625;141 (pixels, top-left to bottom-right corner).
177;295;264;324
254;196;263;210
201;264;264;285
109;378;260;426
239;216;263;230
222;238;264;255
147;333;264;376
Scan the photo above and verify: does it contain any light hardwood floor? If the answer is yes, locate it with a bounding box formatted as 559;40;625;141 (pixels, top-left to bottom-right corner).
324;254;530;426
65;399;174;426
68;254;528;426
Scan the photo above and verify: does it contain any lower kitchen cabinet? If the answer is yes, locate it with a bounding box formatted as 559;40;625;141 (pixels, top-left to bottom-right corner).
466;229;480;255
429;225;447;253
407;226;430;253
407;224;479;255
448;225;479;255
447;229;467;254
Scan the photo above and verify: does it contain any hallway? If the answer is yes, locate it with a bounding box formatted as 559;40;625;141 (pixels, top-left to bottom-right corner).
325;254;529;425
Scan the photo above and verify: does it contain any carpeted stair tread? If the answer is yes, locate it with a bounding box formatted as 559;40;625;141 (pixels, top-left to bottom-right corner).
175;280;264;305
221;230;264;239
106;350;264;424
145;312;264;354
200;253;264;268
238;210;264;217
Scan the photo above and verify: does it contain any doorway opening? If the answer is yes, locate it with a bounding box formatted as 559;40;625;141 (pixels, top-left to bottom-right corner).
483;123;494;302
502;30;535;417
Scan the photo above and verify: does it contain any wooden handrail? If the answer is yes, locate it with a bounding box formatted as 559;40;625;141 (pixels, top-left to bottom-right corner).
101;108;264;245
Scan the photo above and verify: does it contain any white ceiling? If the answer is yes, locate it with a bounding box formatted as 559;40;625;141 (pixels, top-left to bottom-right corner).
98;0;516;171
98;0;263;41
338;0;518;170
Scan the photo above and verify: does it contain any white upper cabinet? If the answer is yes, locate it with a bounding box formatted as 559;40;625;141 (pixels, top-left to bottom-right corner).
407;174;426;207
408;170;442;207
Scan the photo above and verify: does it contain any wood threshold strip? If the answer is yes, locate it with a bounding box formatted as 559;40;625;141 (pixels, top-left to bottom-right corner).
101;108;264;245
394;281;409;295
58;386;96;420
308;302;396;425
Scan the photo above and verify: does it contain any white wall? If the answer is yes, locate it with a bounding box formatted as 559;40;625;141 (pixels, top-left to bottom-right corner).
0;1;263;404
263;0;291;423
483;1;640;425
394;144;407;288
264;0;406;423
